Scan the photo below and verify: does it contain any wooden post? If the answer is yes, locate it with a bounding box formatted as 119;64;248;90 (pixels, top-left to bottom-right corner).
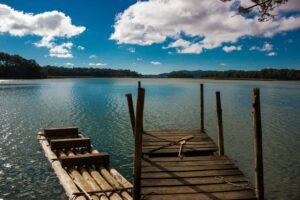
216;91;224;156
252;88;264;200
133;87;145;200
125;93;135;134
138;81;141;89
200;83;204;133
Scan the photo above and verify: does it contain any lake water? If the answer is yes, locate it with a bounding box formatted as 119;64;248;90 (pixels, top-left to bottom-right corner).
0;78;299;199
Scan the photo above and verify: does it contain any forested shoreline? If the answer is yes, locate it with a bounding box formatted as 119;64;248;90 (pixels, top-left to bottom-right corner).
0;52;140;78
158;69;300;80
1;51;299;80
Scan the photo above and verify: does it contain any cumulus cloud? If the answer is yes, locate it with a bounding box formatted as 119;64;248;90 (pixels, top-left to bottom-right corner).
77;45;85;50
128;47;136;53
0;3;85;58
249;42;273;52
89;63;107;66
89;54;98;59
151;61;161;65
49;42;73;58
266;52;277;56
223;45;242;52
110;0;300;54
64;62;74;67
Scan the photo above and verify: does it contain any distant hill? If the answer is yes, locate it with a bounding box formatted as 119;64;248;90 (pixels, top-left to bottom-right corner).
0;52;140;79
156;69;300;80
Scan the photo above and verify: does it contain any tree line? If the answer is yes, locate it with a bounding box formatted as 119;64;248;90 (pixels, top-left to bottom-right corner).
1;51;299;80
0;52;140;78
203;69;300;80
160;69;300;80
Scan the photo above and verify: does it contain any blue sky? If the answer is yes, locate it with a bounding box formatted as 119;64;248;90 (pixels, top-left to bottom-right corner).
0;0;300;74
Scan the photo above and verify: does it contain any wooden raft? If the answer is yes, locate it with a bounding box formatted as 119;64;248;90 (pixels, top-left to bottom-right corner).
38;127;133;200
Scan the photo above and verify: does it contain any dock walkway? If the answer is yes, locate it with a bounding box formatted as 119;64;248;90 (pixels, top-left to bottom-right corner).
140;130;256;200
126;83;263;200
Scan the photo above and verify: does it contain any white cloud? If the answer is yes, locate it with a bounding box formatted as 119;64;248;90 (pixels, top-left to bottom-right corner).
266;52;277;56
64;62;74;67
220;63;227;66
249;42;273;52
137;58;143;61
110;0;300;54
0;3;85;58
77;45;85;50
49;42;73;58
128;47;136;53
222;45;242;53
89;54;98;59
89;63;107;66
151;61;161;65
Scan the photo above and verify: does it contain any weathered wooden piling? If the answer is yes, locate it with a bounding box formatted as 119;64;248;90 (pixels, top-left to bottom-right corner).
216;91;224;156
125;93;135;134
138;81;141;89
253;88;264;200
200;83;204;133
133;87;145;200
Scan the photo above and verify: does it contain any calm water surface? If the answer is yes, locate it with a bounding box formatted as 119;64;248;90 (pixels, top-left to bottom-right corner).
0;78;299;199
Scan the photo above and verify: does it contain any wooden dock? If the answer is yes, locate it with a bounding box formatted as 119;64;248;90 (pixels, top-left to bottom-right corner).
38;127;133;200
126;83;264;200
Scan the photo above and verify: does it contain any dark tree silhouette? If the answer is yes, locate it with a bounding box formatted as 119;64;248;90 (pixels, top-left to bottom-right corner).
0;52;140;78
221;0;288;21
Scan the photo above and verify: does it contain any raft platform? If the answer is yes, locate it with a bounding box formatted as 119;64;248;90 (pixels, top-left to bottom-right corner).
38;127;133;200
125;83;264;200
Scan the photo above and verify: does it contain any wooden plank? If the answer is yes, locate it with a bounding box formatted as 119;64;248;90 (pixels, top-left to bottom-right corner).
141;175;248;187
216;91;224;156
38;133;86;200
88;149;133;200
140;191;256;200
50;138;91;150
141;169;243;179
142;144;217;149
200;83;204;132
141;183;252;194
143;147;218;154
143;134;210;139
44;127;79;139
133;87;145;200
60;152;109;168
142;159;234;167
143;136;213;142
143;141;216;146
88;167;124;200
142;164;237;173
143;156;229;162
126;93;135;134
144;130;201;134
253;88;264;200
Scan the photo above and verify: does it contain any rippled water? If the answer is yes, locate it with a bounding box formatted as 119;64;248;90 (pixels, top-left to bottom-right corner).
0;78;299;199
